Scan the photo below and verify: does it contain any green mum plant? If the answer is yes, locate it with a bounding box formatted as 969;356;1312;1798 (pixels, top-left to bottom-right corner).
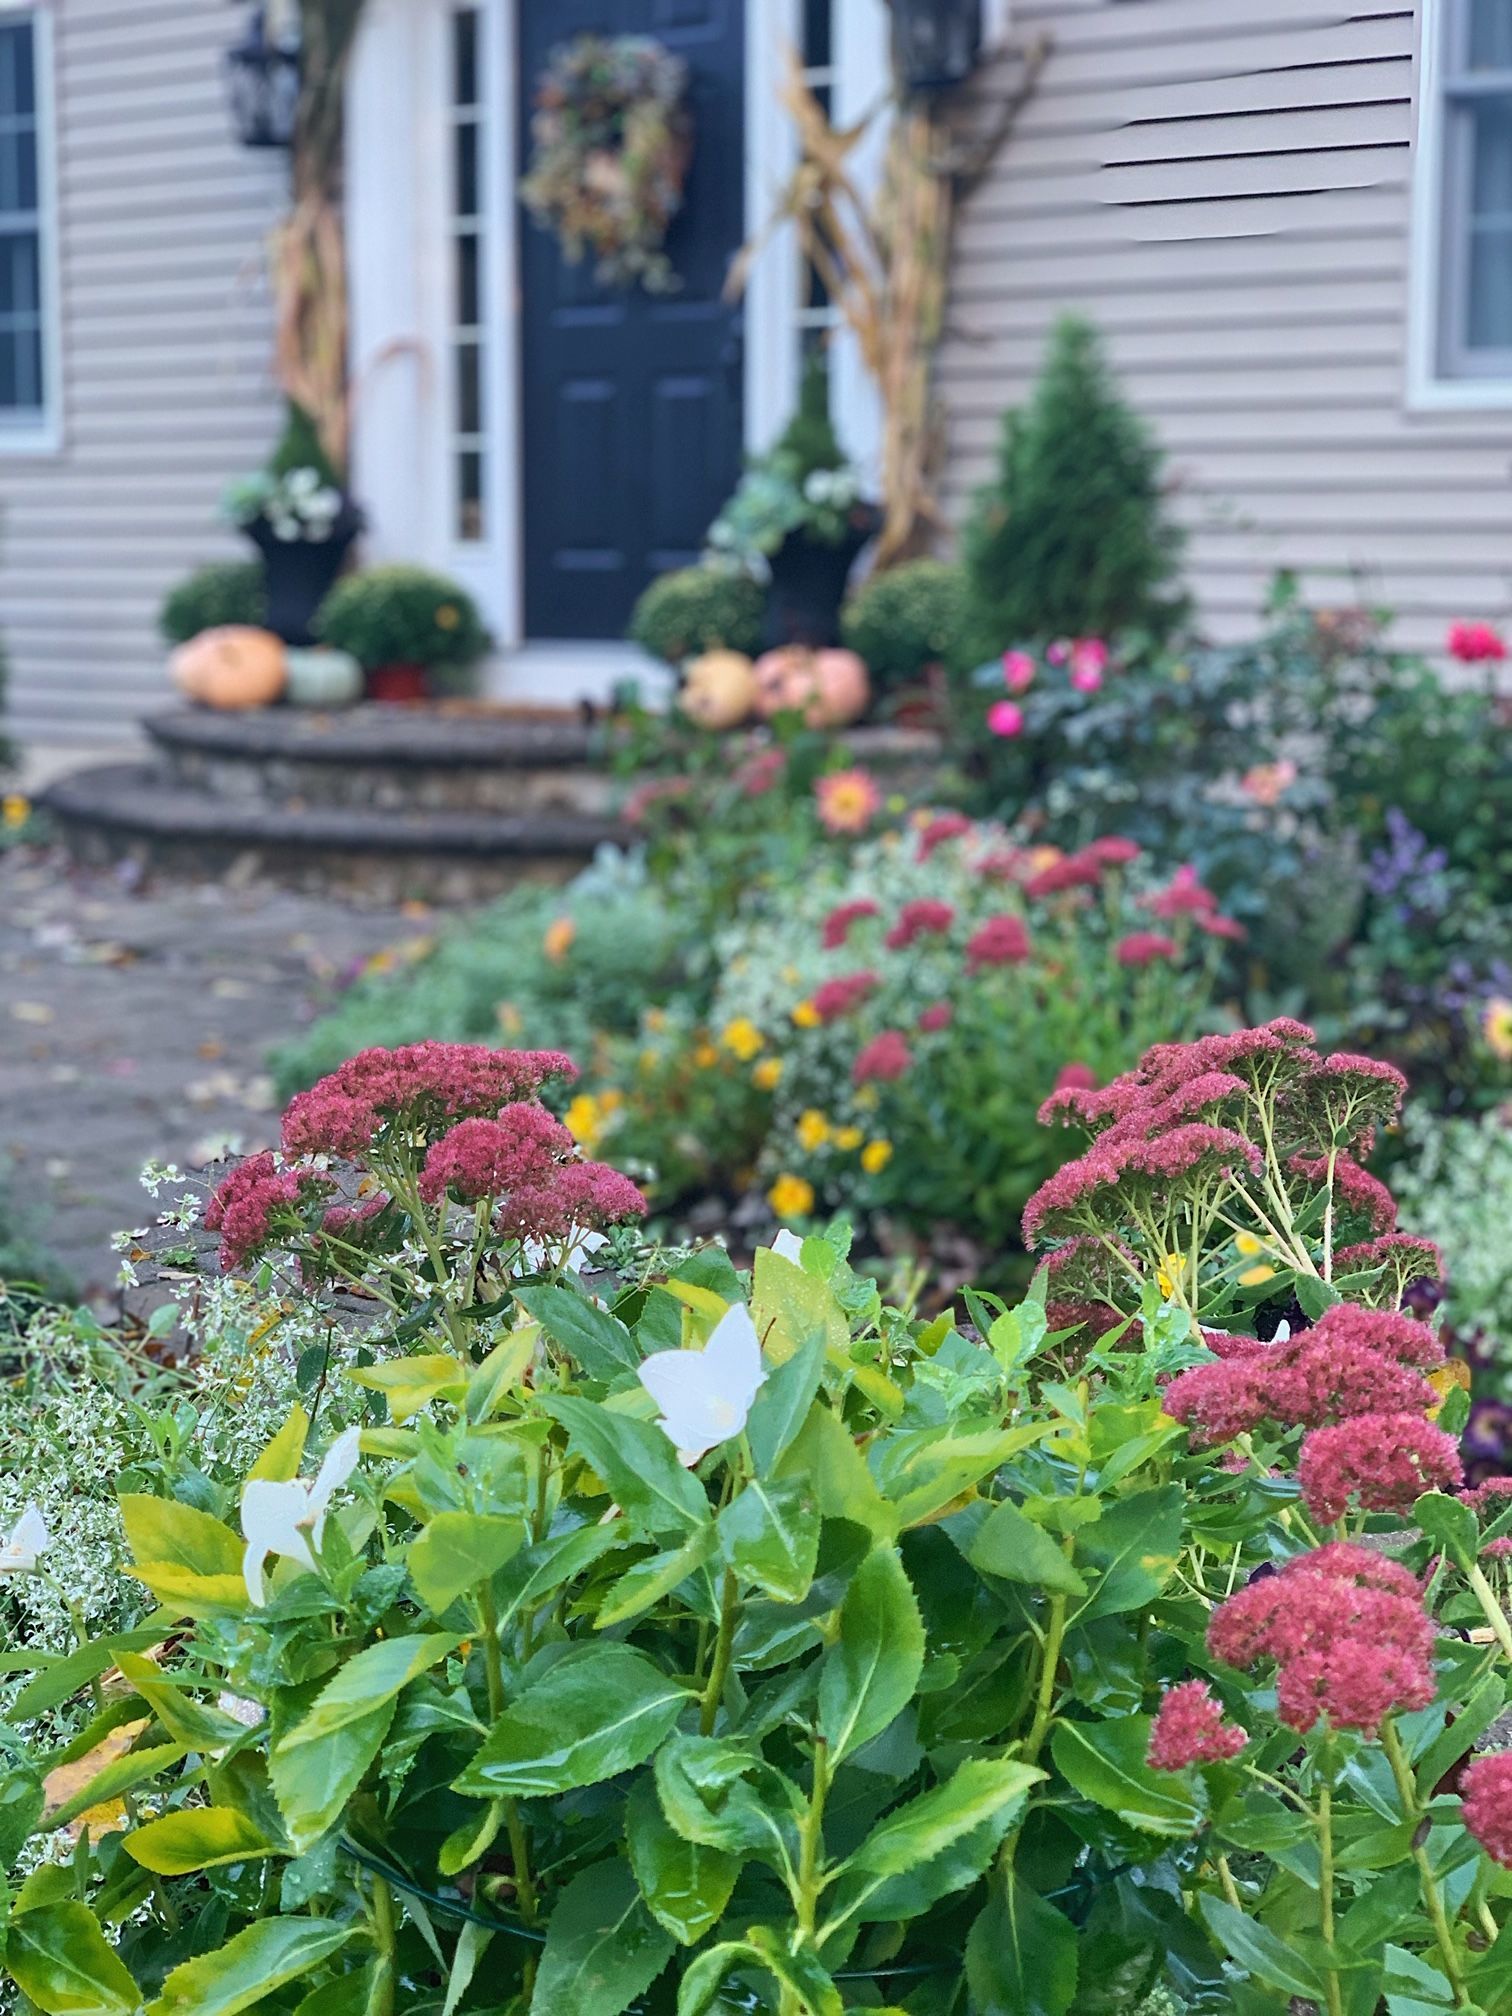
316;567;489;676
2;1040;1512;2016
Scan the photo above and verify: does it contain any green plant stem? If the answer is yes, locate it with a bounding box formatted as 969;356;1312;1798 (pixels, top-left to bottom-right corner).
476;1577;537;1925
795;1736;831;1942
1024;1592;1068;1771
1215;1853;1242;1912
1316;1774;1343;2016
701;1567;739;1736
1382;1719;1469;2006
1466;1560;1512;1663
367;1873;397;2016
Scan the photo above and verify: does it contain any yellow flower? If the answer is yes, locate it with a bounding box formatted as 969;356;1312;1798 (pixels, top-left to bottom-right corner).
1156;1252;1188;1299
1238;1263;1277;1288
1484;996;1512;1062
435;602;461;631
753;1057;783;1092
768;1174;815;1219
496;1001;523;1037
791;1000;821;1030
796;1110;831;1152
1234;1231;1267;1258
860;1139;893;1175
600;1088;623;1115
564;1093;604;1148
543;916;576;962
2;794;30;830
721;1017;764;1062
645;1008;668;1034
833;1125;863;1152
693;1043;720;1070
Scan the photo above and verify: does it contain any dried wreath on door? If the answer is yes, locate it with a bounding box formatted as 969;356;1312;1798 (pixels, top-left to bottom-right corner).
521;34;692;293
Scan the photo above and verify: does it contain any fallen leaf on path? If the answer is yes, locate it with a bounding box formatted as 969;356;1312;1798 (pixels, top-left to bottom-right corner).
9;1002;53;1024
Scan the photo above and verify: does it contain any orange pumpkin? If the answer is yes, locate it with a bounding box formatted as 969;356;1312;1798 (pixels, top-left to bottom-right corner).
752;647;817;720
170;627;287;710
681;650;757;731
808;648;871;728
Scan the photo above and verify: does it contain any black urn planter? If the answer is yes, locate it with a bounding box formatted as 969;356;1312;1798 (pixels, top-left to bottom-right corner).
243;500;363;647
762;502;883;651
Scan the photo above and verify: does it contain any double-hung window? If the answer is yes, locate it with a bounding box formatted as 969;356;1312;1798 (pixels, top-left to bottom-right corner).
0;8;55;448
1414;0;1512;398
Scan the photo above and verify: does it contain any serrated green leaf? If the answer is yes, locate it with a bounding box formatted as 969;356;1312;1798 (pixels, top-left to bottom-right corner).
6;1900;141;2015
818;1546;924;1763
968;1499;1086;1596
1072;1486;1183;1622
277;1634;458;1749
966;1873;1078;2016
454;1645;687;1799
528;1858;674;2016
119;1494;242;1578
1051;1718;1206;1838
408;1512;526;1615
518;1285;639;1382
718;1477;820;1601
347;1353;467;1423
544;1394;710;1538
626;1777;738;1946
124;1805;276;1874
147;1918;354;2016
1198;1895;1326;1998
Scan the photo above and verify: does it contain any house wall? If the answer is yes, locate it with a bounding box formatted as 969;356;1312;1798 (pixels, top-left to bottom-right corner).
0;0;284;747
939;0;1512;654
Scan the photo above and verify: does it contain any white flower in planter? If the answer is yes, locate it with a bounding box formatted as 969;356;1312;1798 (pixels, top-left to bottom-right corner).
0;1505;51;1575
639;1304;767;1466
240;1427;362;1607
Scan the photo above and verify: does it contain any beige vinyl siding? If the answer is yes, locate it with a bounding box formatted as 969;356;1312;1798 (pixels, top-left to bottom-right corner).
940;0;1512;652
0;0;284;745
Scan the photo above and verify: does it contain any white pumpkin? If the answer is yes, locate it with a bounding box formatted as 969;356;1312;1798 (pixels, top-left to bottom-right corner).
681;650;757;731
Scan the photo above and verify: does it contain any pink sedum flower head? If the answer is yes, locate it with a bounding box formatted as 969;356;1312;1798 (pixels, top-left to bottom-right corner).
918;1001;954;1033
853;1030;913;1085
639;1303;767;1466
965;915;1032;972
1143;865;1219;920
1116;931;1178;968
417;1106;571;1205
1147;1680;1246;1770
1462;1752;1512;1866
1297;1411;1463;1525
281;1042;577;1158
206;1152;335;1272
886;899;956;950
986;700;1024;738
813;970;881;1024
1054;1061;1098;1094
822;899;881;951
1448;619;1508;663
1002;649;1036;693
915;812;974;862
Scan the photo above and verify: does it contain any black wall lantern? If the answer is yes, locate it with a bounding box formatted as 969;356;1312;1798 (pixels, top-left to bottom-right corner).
887;0;984;92
226;2;300;149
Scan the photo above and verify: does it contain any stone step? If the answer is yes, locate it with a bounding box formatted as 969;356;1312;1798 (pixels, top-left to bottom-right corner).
40;761;626;905
144;705;616;817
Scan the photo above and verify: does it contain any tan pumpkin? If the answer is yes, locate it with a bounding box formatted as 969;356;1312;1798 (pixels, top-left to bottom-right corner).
752;646;818;720
680;649;757;731
170;626;287;710
807;648;871;728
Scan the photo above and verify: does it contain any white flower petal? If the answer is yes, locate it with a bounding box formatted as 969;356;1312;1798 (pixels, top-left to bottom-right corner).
771;1229;804;1264
309;1428;362;1517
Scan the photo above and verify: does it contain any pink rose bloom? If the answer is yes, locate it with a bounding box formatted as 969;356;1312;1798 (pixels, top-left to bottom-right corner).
1447;620;1508;664
986;700;1024;738
1001;650;1036;693
1068;639;1109;693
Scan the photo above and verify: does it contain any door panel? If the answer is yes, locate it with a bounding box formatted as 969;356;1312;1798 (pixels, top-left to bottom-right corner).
518;0;747;639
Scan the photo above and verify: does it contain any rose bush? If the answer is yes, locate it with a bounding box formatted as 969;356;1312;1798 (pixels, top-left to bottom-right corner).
4;1035;1508;2013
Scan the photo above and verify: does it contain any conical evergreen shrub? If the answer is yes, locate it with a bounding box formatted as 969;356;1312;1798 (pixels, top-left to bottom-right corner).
961;315;1186;656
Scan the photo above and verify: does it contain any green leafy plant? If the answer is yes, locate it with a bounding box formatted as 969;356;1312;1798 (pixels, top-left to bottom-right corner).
629;567;765;665
158;561;269;645
316;565;489;675
707;363;869;574
841;559;967;692
2;1036;1510;2016
960;316;1186;657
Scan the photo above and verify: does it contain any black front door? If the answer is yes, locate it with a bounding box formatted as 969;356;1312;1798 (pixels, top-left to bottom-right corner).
518;0;747;640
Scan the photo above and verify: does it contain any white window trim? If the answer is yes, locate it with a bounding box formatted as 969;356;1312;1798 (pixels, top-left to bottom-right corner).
1408;0;1512;410
0;0;62;457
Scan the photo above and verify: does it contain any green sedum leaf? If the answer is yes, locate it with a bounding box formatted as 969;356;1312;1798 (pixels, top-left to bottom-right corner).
718;1476;820;1601
966;1871;1079;2016
626;1777;738;1946
454;1645;688;1799
6;1900;142;2015
408;1512;527;1615
967;1499;1087;1597
1052;1717;1206;1838
545;1395;710;1538
124;1805;277;1874
1198;1895;1326;1999
818;1545;925;1763
147;1918;355;2016
1072;1486;1183;1622
528;1857;674;2016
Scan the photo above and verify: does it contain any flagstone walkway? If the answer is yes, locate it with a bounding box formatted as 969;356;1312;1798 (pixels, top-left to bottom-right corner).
0;845;437;1302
